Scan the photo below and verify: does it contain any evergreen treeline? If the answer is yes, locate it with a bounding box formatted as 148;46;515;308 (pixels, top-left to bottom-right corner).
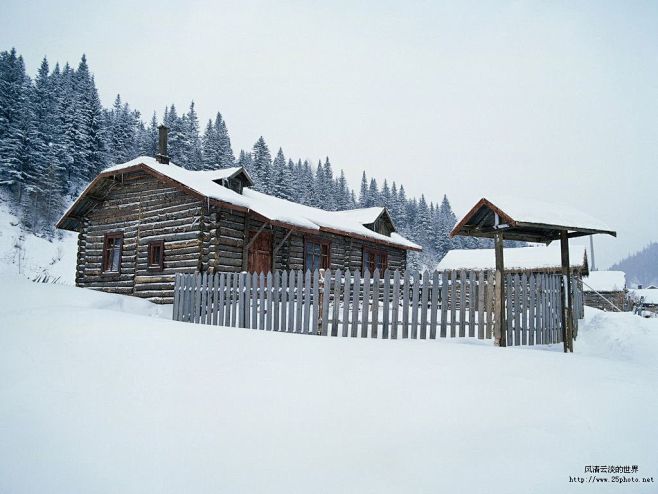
610;242;658;288
0;48;516;269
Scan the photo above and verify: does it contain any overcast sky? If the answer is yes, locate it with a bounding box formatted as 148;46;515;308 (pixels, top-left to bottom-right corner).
2;0;657;267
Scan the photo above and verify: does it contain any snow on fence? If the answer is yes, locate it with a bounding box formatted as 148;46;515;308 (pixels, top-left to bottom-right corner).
172;269;584;346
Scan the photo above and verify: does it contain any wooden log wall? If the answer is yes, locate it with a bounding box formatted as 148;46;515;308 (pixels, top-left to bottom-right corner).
77;171;205;304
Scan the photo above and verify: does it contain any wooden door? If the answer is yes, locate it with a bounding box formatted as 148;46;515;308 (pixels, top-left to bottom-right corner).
247;230;273;274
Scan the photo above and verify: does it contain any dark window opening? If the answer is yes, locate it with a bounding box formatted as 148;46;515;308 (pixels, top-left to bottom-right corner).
304;239;330;272
363;248;388;273
102;232;124;273
148;240;164;271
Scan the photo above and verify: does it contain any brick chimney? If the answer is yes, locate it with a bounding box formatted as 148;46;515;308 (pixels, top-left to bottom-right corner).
155;125;170;164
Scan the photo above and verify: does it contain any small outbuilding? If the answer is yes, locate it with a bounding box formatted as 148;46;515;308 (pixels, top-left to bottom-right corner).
582;270;627;311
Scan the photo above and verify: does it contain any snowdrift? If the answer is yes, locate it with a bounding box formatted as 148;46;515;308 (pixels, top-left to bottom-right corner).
0;279;656;493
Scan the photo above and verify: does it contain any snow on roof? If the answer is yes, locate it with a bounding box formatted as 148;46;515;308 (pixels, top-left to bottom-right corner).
65;157;420;250
582;271;626;292
331;207;387;225
482;195;614;232
436;245;588;271
630;289;658;305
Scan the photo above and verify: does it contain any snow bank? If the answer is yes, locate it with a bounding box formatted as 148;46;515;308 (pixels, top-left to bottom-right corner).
0;280;656;493
0;199;77;283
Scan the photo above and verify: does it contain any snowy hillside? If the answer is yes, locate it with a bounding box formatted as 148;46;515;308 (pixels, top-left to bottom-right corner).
0;278;656;493
0;198;77;283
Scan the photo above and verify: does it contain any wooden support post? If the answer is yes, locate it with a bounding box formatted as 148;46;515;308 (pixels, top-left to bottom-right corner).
272;228;294;273
494;232;506;347
560;230;574;353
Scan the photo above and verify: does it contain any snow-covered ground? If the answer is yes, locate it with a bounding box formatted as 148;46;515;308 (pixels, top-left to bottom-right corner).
0;278;656;493
0;199;77;283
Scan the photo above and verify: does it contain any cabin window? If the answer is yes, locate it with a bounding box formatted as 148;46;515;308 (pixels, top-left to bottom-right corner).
304;239;330;272
363;247;388;273
147;240;164;271
102;232;124;273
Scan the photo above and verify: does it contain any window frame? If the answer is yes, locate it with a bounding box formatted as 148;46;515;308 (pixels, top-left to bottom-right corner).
147;240;165;271
362;246;388;274
102;232;124;275
303;237;331;272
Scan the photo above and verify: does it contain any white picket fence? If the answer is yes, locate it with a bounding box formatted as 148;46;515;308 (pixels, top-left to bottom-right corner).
172;269;584;346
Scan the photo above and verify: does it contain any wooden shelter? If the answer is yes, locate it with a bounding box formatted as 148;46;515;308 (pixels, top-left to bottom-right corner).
451;196;616;352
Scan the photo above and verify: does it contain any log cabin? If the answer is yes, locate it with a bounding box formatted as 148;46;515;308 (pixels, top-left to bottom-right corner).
56;127;421;303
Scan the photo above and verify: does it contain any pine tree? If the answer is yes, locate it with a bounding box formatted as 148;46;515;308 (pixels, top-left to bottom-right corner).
251;136;271;190
271;148;293;200
368;177;379;207
358;171;368;207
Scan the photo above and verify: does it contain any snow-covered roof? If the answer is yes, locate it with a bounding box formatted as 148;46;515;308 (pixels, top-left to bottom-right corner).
59;157;421;251
436;245;588;271
484;195;613;233
582;271;626;292
630;289;658;305
452;195;616;242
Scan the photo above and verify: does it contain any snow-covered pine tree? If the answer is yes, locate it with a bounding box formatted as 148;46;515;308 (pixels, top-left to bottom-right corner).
72;55;106;183
358;171;368;207
368;177;379;207
184;101;203;170
251;136;271;191
271;148;293;200
201;118;218;169
214;112;234;168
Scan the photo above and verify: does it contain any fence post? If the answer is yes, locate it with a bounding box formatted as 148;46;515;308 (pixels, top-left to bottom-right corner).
494;232;507;346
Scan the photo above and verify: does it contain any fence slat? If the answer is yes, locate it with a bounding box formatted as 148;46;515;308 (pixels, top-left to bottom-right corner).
440;271;448;338
450;271;457;337
266;272;273;331
521;273;528;345
332;269;342;337
251;272;259;329
382;269;390;339
512;274;523;346
342;269;351;337
258;272;266;330
287;270;295;332
296;270;304;333
528;274;535;345
468;272;476;337
321;269;331;336
477;271;485;339
402;270;410;339
303;270;311;334
280;271;288;332
411;271;419;339
392;270;400;339
371;269;380;338
273;271;280;331
361;269;371;338
312;269;320;335
459;270;466;337
244;271;251;328
419;271;429;339
430;270;439;339
351;270;360;337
